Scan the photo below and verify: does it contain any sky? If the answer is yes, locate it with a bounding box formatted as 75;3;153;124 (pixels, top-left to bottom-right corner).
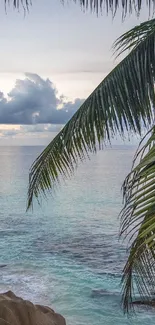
0;0;150;145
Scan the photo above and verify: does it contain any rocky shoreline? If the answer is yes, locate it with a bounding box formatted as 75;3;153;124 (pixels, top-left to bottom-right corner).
0;291;66;325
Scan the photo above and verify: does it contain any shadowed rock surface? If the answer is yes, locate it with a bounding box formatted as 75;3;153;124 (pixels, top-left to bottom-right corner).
0;265;7;268
133;299;155;307
91;289;119;298
0;290;66;325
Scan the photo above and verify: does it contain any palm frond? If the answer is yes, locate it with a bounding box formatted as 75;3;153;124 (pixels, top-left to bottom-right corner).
4;0;30;11
27;19;155;209
114;18;155;56
79;0;155;16
121;127;155;312
3;0;155;16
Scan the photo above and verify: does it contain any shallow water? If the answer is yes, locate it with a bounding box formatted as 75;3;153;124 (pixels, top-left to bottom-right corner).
0;145;155;324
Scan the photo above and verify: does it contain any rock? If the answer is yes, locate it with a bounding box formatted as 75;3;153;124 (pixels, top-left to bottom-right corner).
133;299;155;307
0;290;66;325
0;265;7;268
91;289;119;298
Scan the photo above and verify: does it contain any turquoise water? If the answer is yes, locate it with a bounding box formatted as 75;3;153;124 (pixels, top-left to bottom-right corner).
0;146;155;324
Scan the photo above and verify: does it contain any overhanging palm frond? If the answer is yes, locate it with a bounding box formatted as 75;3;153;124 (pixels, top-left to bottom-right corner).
114;18;155;56
4;0;30;11
27;19;155;209
121;127;155;312
67;0;155;16
3;0;155;16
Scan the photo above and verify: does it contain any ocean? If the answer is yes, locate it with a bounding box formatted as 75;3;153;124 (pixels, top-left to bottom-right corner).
0;145;155;325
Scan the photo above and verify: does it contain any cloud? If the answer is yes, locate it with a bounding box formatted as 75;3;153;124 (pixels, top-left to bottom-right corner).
0;73;84;125
0;124;64;142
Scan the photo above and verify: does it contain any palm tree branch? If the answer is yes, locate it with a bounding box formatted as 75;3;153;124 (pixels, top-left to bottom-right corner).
28;19;155;209
4;0;155;16
114;19;155;56
4;0;31;11
121;127;155;312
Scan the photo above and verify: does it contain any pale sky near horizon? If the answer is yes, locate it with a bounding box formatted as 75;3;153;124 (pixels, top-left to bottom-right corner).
0;0;150;145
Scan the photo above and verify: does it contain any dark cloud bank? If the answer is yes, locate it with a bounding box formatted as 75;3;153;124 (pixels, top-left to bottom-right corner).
0;73;84;125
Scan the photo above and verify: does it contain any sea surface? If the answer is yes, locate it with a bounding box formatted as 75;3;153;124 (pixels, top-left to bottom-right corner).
0;145;155;325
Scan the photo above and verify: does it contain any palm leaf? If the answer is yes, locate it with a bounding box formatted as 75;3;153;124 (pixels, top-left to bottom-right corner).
27;19;155;209
114;18;155;56
4;0;155;16
121;127;155;312
4;0;30;11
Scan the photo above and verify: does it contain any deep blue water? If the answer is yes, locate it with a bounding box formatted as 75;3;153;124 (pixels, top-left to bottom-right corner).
0;145;155;324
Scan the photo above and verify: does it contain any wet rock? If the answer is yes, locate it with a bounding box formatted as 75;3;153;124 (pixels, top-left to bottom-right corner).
0;290;66;325
91;289;119;298
0;265;7;268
